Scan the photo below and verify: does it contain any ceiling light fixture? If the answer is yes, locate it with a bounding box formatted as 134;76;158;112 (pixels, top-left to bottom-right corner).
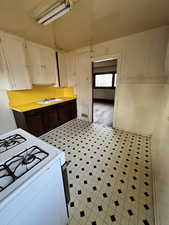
36;0;71;25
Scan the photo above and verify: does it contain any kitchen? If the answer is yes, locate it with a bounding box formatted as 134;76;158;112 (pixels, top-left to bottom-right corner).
0;1;169;225
0;26;76;225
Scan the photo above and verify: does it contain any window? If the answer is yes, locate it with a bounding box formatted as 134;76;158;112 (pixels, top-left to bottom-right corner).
95;74;113;87
114;73;117;87
94;73;117;88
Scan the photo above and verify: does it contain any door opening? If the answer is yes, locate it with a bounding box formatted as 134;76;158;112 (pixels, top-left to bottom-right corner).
92;58;118;128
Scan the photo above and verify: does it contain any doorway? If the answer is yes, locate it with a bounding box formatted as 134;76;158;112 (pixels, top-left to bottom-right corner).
92;58;118;128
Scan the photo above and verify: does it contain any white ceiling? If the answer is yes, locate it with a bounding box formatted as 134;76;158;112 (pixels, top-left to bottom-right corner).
0;0;169;51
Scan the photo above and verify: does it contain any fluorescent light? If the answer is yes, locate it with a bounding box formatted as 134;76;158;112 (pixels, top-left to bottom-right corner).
36;1;71;25
37;3;66;24
42;7;70;25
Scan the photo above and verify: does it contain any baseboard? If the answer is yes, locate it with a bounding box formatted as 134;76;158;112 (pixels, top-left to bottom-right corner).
113;125;152;137
153;174;160;225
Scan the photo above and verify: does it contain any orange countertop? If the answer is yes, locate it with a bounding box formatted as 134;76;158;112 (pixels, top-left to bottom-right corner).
10;96;76;112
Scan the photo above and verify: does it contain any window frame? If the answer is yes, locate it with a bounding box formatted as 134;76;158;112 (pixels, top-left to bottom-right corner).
93;72;116;89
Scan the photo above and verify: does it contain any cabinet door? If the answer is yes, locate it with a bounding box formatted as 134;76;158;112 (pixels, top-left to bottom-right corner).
58;101;77;125
26;41;59;86
1;33;32;90
26;42;42;84
43;107;60;132
40;47;59;86
0;33;11;89
25;111;44;136
58;104;69;125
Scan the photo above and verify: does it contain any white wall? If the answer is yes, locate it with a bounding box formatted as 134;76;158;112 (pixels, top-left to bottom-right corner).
0;91;16;134
59;26;169;134
93;88;115;100
116;84;164;135
151;83;169;225
58;25;169;225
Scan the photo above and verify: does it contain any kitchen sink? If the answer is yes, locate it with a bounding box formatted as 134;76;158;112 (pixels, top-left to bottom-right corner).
36;98;64;105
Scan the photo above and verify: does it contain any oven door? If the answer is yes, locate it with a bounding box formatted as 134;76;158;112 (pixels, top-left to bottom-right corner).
61;161;70;215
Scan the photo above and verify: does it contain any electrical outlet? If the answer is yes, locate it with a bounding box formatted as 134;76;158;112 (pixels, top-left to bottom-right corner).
81;113;88;118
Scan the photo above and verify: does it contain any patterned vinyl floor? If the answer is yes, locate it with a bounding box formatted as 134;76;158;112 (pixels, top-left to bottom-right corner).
41;119;154;225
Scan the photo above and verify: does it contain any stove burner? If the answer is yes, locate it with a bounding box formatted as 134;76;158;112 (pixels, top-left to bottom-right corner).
3;141;11;148
22;154;36;165
0;165;14;191
0;134;26;153
0;146;49;192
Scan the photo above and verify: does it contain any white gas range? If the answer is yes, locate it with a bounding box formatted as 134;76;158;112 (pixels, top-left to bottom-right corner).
0;128;68;225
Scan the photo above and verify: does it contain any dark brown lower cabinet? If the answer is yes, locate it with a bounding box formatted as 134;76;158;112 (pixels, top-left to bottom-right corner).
43;107;60;132
26;111;45;136
58;102;76;125
13;100;77;136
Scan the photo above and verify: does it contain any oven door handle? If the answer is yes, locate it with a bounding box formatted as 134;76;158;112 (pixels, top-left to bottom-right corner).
62;161;70;170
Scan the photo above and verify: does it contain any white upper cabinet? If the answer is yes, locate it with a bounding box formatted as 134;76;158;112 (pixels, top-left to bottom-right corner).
0;32;32;90
26;41;59;86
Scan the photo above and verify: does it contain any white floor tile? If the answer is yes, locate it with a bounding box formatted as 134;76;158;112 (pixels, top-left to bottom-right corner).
41;119;154;225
